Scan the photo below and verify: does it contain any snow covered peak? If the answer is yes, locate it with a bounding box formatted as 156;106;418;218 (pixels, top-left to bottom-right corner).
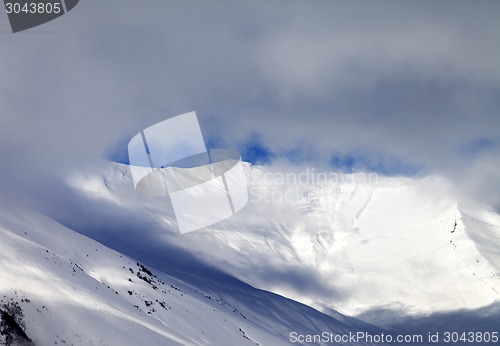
6;160;497;344
66;161;499;321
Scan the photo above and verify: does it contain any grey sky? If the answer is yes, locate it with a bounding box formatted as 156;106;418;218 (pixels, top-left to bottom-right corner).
0;0;499;207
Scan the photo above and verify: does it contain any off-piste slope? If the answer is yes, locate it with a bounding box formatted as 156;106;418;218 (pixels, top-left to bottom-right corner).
66;161;499;326
0;204;385;346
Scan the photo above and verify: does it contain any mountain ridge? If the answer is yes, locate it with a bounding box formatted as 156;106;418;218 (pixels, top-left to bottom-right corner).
62;162;499;321
0;202;386;345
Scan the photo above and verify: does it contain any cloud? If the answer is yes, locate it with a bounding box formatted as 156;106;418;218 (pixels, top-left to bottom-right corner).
358;301;500;335
0;0;499;209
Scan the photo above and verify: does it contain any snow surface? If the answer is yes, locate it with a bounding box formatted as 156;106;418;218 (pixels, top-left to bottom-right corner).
0;203;384;345
2;160;499;345
65;162;500;324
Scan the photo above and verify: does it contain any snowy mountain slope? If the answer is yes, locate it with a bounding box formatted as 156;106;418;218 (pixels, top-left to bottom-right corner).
0;203;387;346
62;161;499;327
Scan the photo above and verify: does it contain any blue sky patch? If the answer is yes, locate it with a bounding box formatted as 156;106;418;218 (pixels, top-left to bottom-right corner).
329;152;423;176
239;135;275;164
